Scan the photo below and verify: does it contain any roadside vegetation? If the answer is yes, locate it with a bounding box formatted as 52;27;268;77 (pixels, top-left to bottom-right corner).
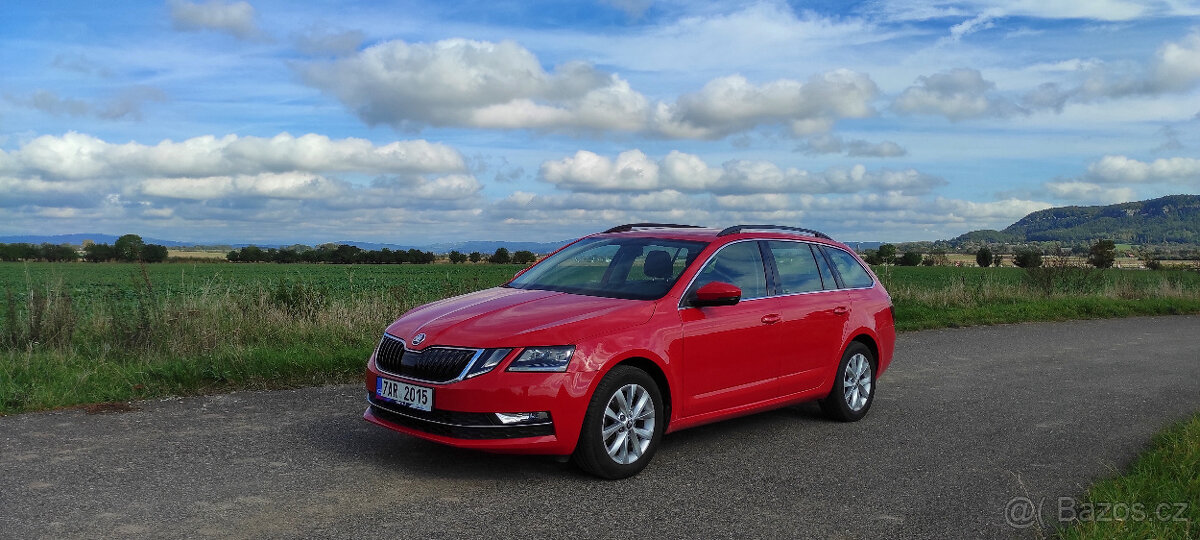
877;263;1200;331
2;259;1199;414
0;262;519;414
1057;412;1199;539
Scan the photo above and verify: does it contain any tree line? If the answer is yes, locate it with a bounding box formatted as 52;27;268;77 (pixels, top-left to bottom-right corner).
0;234;168;263
226;245;539;265
858;240;1124;269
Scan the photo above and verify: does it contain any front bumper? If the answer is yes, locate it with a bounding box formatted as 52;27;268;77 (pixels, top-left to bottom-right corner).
365;395;555;439
363;364;600;455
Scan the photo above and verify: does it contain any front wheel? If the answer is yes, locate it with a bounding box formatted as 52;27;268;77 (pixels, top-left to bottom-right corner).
819;342;876;422
572;366;664;479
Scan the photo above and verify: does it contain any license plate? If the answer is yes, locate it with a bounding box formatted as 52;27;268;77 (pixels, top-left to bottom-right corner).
375;377;433;412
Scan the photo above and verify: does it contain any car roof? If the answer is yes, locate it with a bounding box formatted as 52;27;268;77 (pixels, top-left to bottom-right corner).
590;224;846;247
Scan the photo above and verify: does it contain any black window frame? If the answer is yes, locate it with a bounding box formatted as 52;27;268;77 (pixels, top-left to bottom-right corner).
760;240;829;296
679;239;875;308
818;244;876;290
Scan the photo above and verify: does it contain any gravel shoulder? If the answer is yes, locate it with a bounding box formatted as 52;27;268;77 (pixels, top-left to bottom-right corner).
2;315;1198;539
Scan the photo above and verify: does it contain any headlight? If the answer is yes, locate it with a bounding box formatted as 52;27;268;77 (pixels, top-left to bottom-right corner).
507;346;575;372
464;348;513;379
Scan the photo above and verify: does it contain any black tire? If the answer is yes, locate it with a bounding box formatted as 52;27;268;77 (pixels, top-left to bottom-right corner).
572;365;664;479
819;342;876;422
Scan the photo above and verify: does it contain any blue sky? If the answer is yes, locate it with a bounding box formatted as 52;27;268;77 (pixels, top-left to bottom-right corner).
2;0;1199;244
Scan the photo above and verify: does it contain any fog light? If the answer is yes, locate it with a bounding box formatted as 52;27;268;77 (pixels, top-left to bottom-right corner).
495;412;550;424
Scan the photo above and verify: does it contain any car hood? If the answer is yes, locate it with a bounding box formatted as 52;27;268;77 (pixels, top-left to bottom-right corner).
385;286;656;349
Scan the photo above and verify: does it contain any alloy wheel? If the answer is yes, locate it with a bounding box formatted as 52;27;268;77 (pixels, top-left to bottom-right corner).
843;352;872;411
601;383;656;465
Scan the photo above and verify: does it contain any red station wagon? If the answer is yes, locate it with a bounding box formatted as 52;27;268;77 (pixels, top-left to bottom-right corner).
364;224;896;478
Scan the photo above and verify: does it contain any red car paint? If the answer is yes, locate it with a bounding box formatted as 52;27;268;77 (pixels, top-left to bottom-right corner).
364;227;895;456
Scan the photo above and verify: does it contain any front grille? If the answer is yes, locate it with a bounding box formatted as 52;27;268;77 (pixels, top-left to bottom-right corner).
367;397;555;440
374;335;479;383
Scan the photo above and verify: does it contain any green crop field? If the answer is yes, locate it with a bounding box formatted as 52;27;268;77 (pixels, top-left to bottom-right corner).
3;261;1200;414
0;261;523;413
0;261;520;303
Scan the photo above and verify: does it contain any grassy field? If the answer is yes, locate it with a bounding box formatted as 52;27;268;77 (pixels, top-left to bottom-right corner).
1;262;520;413
1057;412;1199;539
2;261;1200;414
875;265;1200;331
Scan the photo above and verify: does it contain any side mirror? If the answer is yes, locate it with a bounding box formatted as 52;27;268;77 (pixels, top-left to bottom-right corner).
690;281;742;307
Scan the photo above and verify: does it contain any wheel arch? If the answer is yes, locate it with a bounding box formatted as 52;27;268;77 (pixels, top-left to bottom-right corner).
610;356;673;431
848;333;880;370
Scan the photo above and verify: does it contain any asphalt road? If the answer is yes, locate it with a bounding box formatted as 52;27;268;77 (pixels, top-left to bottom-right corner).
2;316;1198;539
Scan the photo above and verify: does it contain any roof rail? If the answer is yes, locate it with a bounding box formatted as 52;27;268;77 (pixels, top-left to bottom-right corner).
603;223;704;233
717;224;832;239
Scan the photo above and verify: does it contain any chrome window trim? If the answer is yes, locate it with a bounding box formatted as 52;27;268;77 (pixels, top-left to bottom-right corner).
676;238;875;310
375;333;485;385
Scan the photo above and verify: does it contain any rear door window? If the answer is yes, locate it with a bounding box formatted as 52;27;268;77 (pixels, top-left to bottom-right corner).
821;247;875;289
766;241;825;294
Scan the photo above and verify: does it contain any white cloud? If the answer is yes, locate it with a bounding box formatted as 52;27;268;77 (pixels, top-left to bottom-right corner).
1150;31;1200;93
0;132;481;228
942;9;1001;43
1084;155;1200;184
302;37;876;138
0;132;465;180
486;187;1051;242
652;70;878;139
168;0;264;41
6;87;167;120
1044;181;1138;204
563;2;901;76
1037;153;1200;204
301;38;647;132
138;172;344;200
891;68;1022;120
1020;82;1073;112
798;134;908;157
539;150;942;195
1075;31;1200;99
867;0;1162;22
893;31;1200;120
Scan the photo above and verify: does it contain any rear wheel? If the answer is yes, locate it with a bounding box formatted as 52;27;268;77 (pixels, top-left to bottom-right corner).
819;342;876;422
572;366;663;479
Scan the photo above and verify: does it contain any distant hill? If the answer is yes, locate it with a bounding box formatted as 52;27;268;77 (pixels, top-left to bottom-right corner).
951;194;1200;245
334;240;570;254
0;233;193;247
0;233;571;255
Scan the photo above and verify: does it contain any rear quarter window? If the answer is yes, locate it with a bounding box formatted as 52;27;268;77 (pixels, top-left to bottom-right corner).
823;247;875;289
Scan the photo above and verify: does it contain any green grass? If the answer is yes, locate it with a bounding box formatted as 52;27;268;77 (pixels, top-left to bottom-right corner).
1;262;521;414
874;266;1200;331
2;262;1200;414
1057;413;1199;539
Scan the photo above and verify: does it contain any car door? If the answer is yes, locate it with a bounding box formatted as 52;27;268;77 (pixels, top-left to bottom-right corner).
679;240;786;416
764;241;850;394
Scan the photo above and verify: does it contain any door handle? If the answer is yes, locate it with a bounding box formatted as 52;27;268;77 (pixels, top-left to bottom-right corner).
761;314;782;325
832;306;849;317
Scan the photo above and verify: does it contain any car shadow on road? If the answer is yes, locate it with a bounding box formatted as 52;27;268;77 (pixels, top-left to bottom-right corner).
300;400;837;481
299;407;579;481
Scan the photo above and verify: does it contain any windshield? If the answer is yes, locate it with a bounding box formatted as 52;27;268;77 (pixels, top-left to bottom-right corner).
507;236;709;300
